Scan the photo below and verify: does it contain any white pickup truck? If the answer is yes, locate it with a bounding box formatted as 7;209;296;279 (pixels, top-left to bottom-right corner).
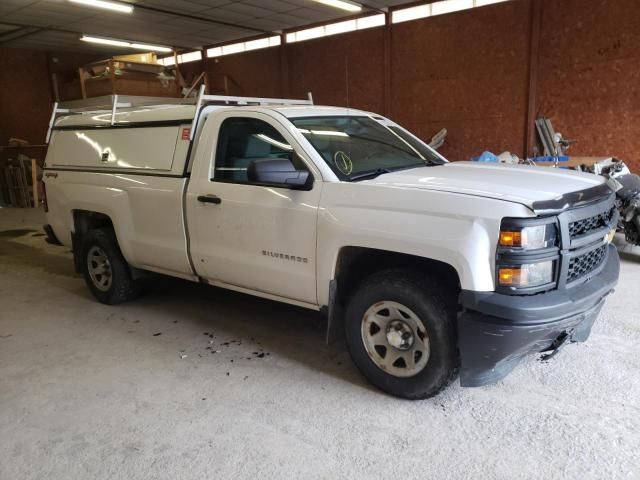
42;93;620;399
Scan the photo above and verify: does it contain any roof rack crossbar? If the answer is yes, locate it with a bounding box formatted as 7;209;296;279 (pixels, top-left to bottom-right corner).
188;88;314;141
45;91;314;143
199;93;314;106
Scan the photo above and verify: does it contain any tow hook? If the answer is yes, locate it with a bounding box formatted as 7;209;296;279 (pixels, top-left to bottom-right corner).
540;331;570;362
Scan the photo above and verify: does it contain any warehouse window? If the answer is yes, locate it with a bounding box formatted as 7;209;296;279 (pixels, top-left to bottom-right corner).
286;14;385;43
158;50;202;66
392;0;510;24
207;36;281;58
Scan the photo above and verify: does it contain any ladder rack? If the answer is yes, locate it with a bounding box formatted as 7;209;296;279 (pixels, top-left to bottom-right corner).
189;85;314;139
45;88;314;143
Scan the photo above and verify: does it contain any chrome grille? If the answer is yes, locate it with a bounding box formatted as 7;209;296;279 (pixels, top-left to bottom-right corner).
567;245;607;283
568;207;615;239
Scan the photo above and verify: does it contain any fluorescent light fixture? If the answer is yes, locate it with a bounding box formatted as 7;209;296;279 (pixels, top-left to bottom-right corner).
311;0;362;13
80;35;129;47
130;43;172;53
69;0;133;14
81;35;171;52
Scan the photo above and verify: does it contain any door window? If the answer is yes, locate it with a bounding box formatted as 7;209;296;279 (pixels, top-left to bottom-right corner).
214;117;302;184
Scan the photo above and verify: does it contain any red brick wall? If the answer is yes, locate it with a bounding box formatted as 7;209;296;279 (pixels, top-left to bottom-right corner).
0;48;53;145
205;47;282;98
389;0;531;161
2;0;639;172
536;0;640;171
286;27;386;114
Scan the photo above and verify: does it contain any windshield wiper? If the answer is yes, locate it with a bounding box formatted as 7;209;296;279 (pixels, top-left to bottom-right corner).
349;164;426;182
349;168;393;182
349;168;391;182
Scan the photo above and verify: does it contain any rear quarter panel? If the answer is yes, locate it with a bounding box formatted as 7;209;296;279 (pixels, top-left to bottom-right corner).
45;171;193;279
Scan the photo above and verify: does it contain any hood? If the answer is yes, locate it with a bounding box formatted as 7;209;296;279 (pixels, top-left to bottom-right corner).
366;161;607;210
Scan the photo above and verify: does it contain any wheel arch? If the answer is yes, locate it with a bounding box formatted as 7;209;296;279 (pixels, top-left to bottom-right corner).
325;246;461;343
71;210;114;272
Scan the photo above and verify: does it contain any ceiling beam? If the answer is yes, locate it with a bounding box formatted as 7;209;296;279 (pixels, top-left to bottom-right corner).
0;21;190;51
0;26;44;44
109;1;273;35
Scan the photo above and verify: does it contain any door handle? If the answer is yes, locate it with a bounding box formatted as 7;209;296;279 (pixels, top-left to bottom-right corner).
197;194;222;205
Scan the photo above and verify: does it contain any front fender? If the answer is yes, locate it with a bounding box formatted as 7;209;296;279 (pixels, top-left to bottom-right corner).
316;183;535;306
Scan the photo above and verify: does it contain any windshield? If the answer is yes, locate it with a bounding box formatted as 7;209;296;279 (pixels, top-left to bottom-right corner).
291;116;445;181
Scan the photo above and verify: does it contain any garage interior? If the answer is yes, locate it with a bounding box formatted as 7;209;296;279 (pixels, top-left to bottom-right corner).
1;0;639;478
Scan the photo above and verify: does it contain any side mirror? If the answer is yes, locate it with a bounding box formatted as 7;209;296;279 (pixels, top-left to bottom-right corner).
247;158;312;190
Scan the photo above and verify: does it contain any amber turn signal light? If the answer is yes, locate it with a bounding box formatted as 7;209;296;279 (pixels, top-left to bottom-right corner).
498;261;554;288
498;268;519;286
499;231;522;247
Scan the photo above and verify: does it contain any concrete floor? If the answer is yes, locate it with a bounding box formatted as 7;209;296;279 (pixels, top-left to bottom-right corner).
1;207;639;480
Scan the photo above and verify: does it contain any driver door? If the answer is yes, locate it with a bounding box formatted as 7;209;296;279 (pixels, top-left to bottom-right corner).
187;112;322;305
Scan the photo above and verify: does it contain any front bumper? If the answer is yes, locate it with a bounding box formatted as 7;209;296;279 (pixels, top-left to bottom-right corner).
458;244;620;387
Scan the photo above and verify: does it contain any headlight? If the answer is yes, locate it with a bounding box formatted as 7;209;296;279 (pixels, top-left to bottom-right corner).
498;260;554;288
499;224;557;250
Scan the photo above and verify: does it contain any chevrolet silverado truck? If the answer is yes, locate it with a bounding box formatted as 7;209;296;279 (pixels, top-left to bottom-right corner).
42;93;620;399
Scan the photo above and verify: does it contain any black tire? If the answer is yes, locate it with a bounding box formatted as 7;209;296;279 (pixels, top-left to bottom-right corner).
79;228;141;305
344;269;458;399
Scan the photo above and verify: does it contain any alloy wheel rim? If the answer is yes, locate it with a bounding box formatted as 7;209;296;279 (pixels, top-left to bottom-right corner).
361;301;430;378
87;246;112;292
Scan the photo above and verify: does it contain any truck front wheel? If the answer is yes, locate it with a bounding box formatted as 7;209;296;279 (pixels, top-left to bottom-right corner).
79;228;142;305
344;269;458;399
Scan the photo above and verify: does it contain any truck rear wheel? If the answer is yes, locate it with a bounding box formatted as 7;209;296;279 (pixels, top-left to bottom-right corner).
79;228;141;305
344;269;458;399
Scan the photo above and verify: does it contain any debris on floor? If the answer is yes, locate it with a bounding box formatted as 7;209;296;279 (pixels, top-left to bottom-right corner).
152;332;162;337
